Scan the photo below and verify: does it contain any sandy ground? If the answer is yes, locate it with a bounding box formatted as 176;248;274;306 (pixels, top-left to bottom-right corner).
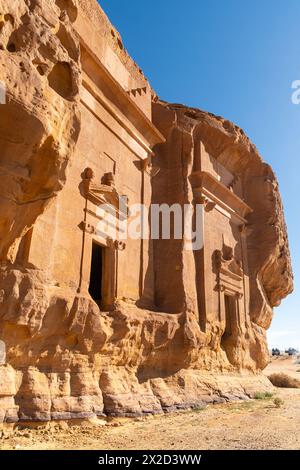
1;357;300;451
263;354;300;380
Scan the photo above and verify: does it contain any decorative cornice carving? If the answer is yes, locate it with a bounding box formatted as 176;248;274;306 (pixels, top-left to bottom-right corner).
214;246;244;296
189;171;252;222
114;240;126;251
82;168;129;220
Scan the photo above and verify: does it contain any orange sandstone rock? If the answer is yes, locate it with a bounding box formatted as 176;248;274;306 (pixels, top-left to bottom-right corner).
0;0;293;423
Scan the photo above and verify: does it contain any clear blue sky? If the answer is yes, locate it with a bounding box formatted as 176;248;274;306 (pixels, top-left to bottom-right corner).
99;0;299;350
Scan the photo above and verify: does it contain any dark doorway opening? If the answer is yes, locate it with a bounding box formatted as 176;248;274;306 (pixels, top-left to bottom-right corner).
221;293;237;364
89;242;103;306
224;294;235;338
221;294;237;363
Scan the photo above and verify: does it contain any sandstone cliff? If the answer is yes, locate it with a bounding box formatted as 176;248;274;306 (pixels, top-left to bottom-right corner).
152;101;294;331
0;0;81;262
0;1;293;423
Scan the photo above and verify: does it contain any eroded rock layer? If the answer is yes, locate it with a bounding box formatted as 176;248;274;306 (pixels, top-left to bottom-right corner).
0;0;81;262
0;0;293;423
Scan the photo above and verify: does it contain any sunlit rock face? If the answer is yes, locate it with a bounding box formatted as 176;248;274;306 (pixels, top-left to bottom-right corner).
0;0;81;262
0;0;293;423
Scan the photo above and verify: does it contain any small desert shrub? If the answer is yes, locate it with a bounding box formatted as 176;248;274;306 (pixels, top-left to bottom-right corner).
254;391;273;400
268;373;300;389
273;397;284;408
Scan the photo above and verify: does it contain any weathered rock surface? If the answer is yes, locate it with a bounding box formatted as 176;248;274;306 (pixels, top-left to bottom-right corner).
0;0;81;262
0;1;293;423
152;101;294;331
0;263;275;422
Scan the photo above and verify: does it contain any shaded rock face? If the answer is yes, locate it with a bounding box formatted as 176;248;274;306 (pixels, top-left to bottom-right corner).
0;0;81;262
0;2;293;423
